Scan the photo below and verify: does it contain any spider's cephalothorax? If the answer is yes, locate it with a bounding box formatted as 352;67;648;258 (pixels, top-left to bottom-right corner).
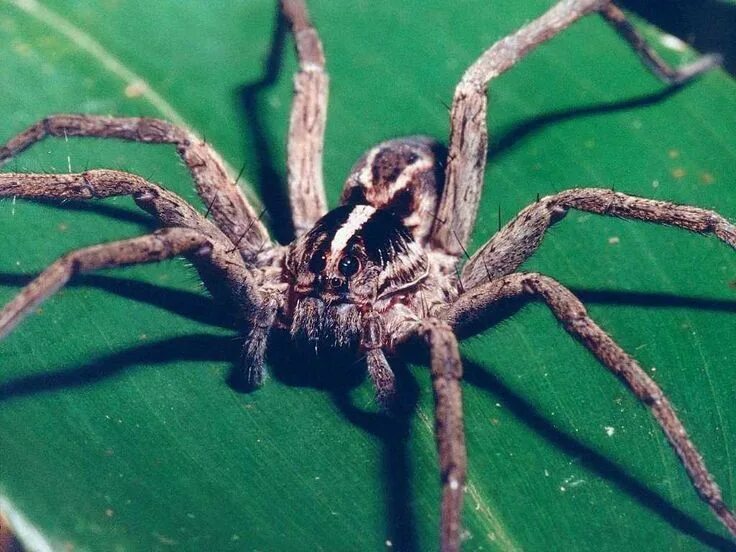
1;0;735;550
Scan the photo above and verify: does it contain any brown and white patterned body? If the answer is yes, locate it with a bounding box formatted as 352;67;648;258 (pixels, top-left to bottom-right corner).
282;137;458;362
0;1;734;550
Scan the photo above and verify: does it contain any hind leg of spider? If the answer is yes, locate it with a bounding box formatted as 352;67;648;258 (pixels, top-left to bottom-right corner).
431;0;722;257
445;272;736;539
281;0;329;236
460;188;736;288
0;115;270;260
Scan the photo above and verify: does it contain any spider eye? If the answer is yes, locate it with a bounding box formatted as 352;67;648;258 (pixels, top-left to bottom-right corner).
308;252;327;274
338;255;361;278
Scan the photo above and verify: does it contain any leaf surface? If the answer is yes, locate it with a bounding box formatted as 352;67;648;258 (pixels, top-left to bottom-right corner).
0;1;735;550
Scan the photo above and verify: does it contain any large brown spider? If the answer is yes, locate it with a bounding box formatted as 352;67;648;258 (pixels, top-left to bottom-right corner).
0;1;735;550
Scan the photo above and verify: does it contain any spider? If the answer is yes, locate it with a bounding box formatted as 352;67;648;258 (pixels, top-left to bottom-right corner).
0;0;734;550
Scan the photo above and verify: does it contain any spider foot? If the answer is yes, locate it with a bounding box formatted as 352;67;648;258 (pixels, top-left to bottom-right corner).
375;386;398;412
668;52;723;85
233;345;268;391
366;349;397;409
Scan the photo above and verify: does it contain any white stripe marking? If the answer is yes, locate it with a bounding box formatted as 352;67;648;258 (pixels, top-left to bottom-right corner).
357;147;381;188
387;156;432;195
330;205;375;254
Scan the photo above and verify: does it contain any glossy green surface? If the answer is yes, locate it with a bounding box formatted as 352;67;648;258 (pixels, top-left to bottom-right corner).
0;1;735;550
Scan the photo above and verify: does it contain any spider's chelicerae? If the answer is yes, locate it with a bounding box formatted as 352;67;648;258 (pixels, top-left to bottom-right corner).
1;0;735;550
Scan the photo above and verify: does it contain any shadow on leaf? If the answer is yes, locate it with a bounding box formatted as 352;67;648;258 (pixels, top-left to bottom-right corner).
462;357;735;551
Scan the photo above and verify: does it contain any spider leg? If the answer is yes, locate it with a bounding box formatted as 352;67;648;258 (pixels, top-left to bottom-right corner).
0;170;261;314
0;227;210;340
365;349;396;406
371;300;468;547
419;319;467;552
281;0;329;236
0;115;271;261
239;293;280;388
444;272;736;539
599;4;722;85
361;310;397;405
461;188;736;288
430;0;721;257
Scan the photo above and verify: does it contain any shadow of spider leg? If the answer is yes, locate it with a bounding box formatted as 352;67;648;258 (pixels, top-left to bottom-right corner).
445;272;736;539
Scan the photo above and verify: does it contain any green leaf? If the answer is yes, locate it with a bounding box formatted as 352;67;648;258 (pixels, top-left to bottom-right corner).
1;1;735;550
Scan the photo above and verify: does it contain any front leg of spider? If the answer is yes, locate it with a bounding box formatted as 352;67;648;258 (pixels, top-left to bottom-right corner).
239;294;281;388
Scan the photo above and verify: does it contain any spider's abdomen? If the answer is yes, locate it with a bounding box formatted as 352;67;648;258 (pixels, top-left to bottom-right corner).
340;137;444;244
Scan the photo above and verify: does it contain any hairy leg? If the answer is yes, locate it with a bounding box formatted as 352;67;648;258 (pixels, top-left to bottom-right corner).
419;319;467;552
461;188;736;288
378;316;467;550
0;228;210;339
0;170;260;313
361;310;396;405
365;349;396;406
0;115;270;260
281;0;329;236
239;293;280;387
444;271;736;538
430;0;721;256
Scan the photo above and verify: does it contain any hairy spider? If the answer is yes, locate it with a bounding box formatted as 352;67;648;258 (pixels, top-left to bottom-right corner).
0;0;735;550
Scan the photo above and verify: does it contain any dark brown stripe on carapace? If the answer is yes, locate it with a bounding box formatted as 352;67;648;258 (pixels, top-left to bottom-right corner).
299;205;428;295
345;208;413;266
344;208;429;297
